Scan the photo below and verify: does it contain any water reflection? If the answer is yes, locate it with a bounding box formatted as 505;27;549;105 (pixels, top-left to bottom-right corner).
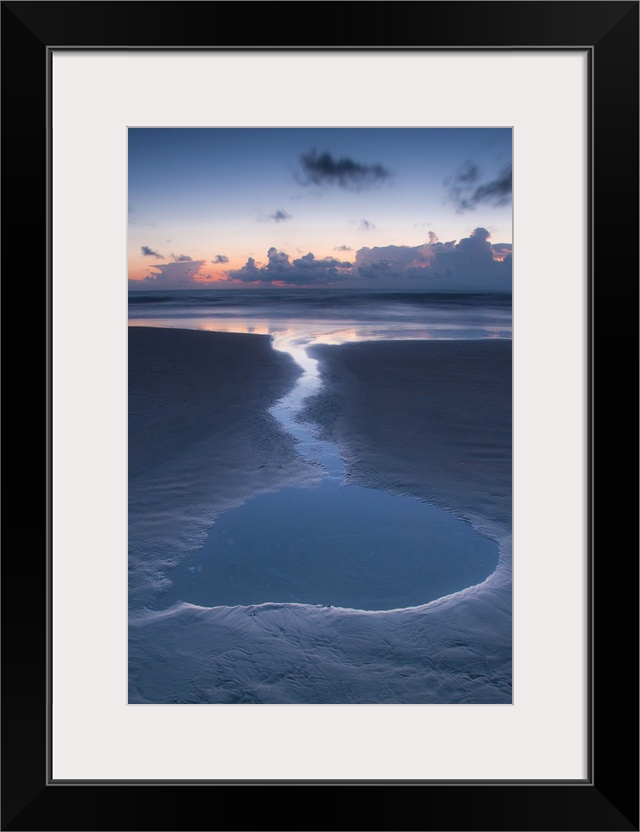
128;288;512;345
154;479;499;611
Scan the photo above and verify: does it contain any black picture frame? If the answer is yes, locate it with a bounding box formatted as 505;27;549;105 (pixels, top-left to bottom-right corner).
2;2;638;830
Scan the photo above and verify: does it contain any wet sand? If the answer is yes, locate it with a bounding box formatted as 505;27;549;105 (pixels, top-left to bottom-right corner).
303;339;512;539
129;330;512;704
128;327;320;608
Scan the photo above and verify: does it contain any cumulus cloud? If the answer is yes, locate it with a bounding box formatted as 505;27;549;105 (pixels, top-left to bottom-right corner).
447;162;512;212
226;247;352;286
171;253;193;262
428;231;439;244
212;254;229;264
298;149;390;191
356;243;435;279
354;227;511;289
141;245;164;258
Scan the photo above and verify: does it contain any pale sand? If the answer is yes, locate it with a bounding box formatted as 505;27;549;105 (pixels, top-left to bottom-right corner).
129;331;512;703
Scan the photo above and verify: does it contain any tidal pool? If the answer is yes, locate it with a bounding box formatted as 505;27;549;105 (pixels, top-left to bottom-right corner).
155;477;499;611
153;329;500;612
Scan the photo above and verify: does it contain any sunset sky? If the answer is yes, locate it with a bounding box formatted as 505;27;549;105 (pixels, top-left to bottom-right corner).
128;128;512;290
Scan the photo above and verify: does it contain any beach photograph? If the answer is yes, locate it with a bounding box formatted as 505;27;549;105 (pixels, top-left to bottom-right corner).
128;127;512;704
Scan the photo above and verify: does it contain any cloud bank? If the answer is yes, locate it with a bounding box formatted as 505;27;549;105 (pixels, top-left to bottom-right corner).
130;230;511;290
224;229;510;289
355;227;510;289
227;247;352;286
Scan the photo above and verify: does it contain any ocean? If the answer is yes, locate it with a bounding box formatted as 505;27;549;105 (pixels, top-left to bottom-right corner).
128;288;512;344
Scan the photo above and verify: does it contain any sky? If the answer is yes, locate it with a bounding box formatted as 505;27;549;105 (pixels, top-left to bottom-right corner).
128;128;512;291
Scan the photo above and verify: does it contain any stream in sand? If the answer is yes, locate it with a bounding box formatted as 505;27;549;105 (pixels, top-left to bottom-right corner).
152;328;500;611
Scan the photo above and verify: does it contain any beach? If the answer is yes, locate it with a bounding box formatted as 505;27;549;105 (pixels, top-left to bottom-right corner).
128;327;321;609
303;339;512;539
129;328;511;704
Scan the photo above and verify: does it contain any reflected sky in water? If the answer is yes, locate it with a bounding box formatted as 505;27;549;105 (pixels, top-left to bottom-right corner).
154;479;499;611
128;289;511;349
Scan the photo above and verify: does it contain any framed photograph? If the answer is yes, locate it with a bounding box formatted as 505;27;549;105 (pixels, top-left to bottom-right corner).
3;2;637;830
126;123;515;708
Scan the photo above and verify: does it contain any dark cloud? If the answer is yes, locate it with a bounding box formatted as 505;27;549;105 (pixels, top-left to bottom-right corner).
212;254;229;264
172;253;193;262
226;247;352;286
298;149;390;191
354;227;511;289
428;231;439;244
141;246;164;258
468;166;512;207
358;219;376;231
269;209;292;222
447;162;512;212
333;245;352;251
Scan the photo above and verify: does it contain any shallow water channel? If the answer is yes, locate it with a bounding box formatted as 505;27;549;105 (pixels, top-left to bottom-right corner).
154;333;499;611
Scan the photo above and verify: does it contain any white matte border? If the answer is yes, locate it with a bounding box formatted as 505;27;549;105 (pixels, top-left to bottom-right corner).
52;51;587;781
